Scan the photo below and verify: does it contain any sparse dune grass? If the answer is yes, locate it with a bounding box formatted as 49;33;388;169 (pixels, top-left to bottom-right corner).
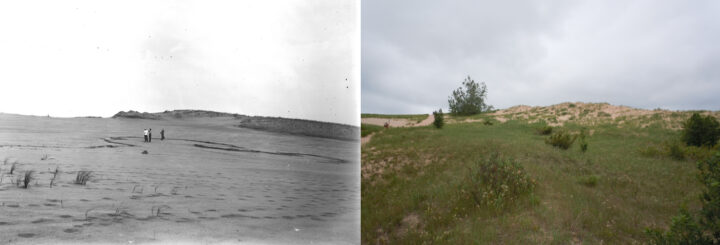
75;171;92;185
362;118;705;244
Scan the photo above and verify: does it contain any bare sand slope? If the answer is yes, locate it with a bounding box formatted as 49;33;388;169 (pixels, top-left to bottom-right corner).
360;114;433;128
360;114;434;145
0;114;359;244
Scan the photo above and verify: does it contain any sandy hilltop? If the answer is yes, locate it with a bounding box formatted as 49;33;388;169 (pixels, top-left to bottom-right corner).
0;110;360;244
112;110;359;141
362;102;720;129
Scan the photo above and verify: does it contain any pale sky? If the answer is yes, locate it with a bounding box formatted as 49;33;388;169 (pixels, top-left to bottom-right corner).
362;1;720;114
0;0;359;126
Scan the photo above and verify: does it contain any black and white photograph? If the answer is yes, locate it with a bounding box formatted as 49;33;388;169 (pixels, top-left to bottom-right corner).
0;1;359;244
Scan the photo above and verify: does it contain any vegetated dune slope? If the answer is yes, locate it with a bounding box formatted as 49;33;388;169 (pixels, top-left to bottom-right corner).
0;113;359;244
484;102;720;129
360;102;720;244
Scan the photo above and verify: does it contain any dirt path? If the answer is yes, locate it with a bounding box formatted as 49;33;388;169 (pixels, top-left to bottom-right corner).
361;114;434;145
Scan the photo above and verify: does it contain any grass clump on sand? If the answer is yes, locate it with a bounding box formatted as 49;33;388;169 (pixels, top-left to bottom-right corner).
10;161;17;174
461;153;535;210
17;170;34;189
361;123;384;137
545;130;577;150
50;166;59;188
75;171;92;185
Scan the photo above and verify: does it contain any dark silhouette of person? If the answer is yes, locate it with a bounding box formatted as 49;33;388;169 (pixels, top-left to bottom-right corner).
149;128;152;142
161;129;165;140
144;129;148;142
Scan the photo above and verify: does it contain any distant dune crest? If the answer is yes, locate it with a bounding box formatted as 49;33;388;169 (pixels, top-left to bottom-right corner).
112;110;358;141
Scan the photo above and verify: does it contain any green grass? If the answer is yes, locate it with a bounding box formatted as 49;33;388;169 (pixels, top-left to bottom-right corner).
362;120;708;244
361;123;384;137
361;113;429;123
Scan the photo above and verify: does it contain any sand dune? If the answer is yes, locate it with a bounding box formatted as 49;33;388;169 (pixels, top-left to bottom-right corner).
0;114;359;244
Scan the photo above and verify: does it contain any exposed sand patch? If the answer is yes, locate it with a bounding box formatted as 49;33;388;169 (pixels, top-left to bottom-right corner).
361;133;374;145
361;114;432;128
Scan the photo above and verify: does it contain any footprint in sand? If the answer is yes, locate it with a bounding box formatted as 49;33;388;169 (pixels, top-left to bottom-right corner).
58;215;73;218
63;228;80;233
18;233;36;238
31;218;53;224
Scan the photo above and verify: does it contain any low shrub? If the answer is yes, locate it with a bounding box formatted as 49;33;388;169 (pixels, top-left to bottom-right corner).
461;153;535;210
545;130;577;150
483;120;493;126
536;126;553;135
682;113;720;147
433;109;444;129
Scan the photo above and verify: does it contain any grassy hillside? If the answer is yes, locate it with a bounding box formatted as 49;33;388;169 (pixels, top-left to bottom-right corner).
361;104;719;244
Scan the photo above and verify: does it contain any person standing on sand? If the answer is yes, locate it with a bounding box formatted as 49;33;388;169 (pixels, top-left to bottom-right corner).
161;129;165;140
143;129;148;142
149;128;152;142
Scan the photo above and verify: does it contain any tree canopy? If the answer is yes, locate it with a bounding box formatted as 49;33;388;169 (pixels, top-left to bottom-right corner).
448;76;493;115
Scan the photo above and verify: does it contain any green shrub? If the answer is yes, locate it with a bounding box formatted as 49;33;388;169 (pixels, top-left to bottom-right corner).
545;130;577;150
578;175;598;187
646;152;720;244
579;129;588;153
433;109;444;129
483;120;493;126
461;153;535;210
668;142;686;161
682;113;720;147
536;126;553;135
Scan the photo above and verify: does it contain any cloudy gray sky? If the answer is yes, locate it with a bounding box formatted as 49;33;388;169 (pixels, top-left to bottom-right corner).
362;0;720;114
0;1;359;125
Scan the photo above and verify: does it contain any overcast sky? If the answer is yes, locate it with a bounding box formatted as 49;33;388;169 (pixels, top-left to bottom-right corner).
0;1;359;125
362;0;720;114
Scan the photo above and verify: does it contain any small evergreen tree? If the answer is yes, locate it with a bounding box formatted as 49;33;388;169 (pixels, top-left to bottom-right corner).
448;76;493;115
682;113;720;147
433;109;444;129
